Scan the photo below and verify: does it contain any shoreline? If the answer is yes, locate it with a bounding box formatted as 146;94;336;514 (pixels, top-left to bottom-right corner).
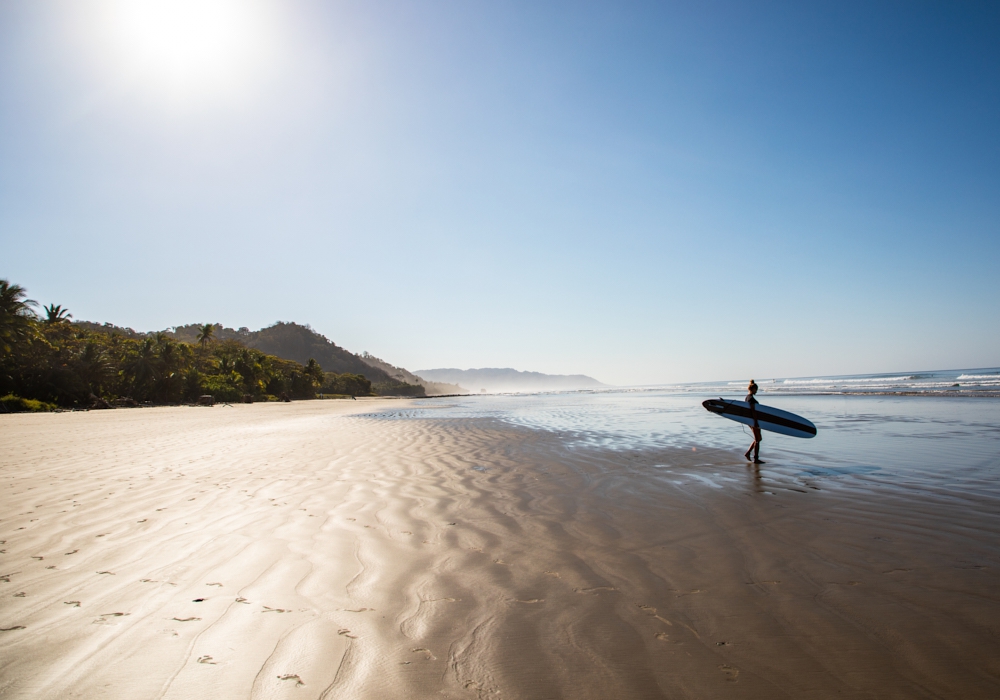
1;401;998;698
4;389;999;418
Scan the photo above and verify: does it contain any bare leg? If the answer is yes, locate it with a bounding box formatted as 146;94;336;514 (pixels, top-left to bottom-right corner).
751;427;764;463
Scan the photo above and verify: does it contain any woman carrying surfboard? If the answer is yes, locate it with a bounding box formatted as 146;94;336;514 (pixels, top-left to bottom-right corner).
744;380;764;464
701;386;816;450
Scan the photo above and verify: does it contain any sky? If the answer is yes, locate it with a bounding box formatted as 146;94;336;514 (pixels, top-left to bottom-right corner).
1;0;998;385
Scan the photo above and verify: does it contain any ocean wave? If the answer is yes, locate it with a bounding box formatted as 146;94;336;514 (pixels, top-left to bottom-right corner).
957;374;1000;380
782;376;914;385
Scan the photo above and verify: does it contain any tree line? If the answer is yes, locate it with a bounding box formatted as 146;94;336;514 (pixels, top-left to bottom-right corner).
1;280;376;410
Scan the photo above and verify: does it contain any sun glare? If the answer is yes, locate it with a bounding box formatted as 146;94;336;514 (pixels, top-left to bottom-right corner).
99;0;275;101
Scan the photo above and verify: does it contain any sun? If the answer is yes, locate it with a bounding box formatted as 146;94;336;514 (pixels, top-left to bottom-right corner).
99;0;276;101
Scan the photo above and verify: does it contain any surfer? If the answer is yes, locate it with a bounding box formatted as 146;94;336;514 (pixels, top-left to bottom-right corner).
744;380;764;464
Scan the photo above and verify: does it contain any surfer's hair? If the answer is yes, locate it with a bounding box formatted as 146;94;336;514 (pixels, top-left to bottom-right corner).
748;380;758;393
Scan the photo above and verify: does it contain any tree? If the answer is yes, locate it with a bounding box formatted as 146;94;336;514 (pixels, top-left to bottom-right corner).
123;338;160;399
43;304;72;324
0;279;37;353
196;323;215;347
322;372;372;397
0;279;336;408
304;358;324;385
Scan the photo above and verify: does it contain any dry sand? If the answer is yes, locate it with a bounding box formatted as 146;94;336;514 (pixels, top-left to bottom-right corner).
1;400;998;699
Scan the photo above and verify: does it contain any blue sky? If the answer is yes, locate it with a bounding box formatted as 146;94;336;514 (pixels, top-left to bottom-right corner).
1;1;998;385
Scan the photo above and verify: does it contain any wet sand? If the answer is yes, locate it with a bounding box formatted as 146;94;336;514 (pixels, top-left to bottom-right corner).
1;400;998;699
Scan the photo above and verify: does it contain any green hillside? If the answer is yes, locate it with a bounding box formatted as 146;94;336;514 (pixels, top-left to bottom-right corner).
170;322;426;396
0;280;426;409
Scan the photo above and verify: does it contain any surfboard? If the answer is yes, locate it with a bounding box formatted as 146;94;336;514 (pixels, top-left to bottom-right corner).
702;398;817;438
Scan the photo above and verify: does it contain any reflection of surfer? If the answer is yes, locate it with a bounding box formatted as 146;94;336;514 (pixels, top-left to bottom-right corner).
744;380;764;464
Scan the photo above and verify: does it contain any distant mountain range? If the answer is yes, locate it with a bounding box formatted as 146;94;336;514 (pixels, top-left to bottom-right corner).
415;368;605;393
356;352;464;395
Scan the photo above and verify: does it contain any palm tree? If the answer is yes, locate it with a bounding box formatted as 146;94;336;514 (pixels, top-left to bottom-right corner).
0;279;37;353
196;323;215;347
43;304;72;324
124;338;159;399
305;358;324;385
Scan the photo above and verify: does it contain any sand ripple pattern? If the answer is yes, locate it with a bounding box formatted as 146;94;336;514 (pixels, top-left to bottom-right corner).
1;401;999;699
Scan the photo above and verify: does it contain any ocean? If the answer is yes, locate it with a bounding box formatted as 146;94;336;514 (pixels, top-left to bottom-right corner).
672;366;1000;397
369;367;1000;500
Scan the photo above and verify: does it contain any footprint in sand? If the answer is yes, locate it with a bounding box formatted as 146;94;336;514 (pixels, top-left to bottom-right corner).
574;586;616;594
94;612;130;625
45;565;56;570
64;601;81;607
96;571;115;575
654;632;669;641
31;556;43;561
65;550;78;555
412;648;436;660
197;655;217;664
337;628;358;639
719;665;739;682
672;588;702;597
172;617;201;622
1;626;26;632
277;674;305;686
14;592;26;598
206;582;223;587
262;606;290;613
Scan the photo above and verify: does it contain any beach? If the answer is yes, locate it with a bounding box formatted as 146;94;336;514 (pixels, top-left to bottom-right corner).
1;398;999;699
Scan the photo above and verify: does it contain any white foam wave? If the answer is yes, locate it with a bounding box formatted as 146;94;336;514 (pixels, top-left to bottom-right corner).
783;376;913;385
957;374;1000;380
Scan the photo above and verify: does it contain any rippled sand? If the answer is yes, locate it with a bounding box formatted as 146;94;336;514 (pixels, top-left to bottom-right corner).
1;401;998;699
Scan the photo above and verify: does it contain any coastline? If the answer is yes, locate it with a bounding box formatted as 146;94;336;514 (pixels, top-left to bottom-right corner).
1;401;998;698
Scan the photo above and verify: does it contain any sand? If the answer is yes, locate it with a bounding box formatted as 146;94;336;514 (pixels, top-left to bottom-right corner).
1;400;998;699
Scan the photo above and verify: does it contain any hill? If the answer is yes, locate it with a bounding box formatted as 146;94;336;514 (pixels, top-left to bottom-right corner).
169;322;452;395
414;367;605;393
173;323;391;379
357;352;464;395
72;320;430;396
